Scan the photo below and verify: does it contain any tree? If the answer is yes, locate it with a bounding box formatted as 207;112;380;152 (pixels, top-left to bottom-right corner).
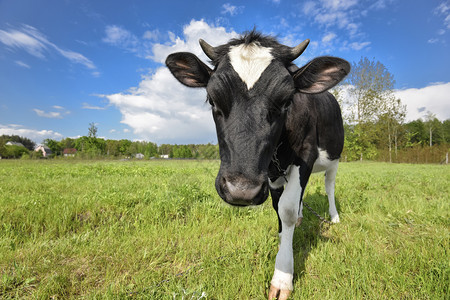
171;145;193;158
88;122;98;138
405;120;426;146
2;144;29;158
118;139;132;156
44;139;62;156
144;142;158;158
59;138;75;150
106;139;120;156
423;111;444;146
375;97;406;162
443;119;450;144
159;144;172;156
0;135;35;151
345;57;402;161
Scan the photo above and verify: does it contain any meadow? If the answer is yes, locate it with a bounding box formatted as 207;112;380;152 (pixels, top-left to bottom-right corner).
0;160;448;299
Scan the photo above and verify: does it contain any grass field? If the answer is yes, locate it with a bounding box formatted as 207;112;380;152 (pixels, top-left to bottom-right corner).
0;160;448;299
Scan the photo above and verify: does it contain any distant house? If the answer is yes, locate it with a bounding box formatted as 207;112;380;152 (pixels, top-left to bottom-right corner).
135;153;144;159
6;141;25;147
35;145;52;157
160;154;169;159
63;148;77;157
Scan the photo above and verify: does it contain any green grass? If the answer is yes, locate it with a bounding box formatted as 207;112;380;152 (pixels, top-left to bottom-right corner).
0;160;448;299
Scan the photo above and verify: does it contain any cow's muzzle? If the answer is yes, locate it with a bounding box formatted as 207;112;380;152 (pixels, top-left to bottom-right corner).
216;174;269;206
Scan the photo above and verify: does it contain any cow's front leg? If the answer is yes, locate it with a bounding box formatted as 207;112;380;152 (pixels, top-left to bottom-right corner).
269;165;301;300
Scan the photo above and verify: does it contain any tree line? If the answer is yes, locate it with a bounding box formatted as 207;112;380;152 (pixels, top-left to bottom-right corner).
43;135;220;160
1;118;448;163
0;58;448;163
0;133;220;160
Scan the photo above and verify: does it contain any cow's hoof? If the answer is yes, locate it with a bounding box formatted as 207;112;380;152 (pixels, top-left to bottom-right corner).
268;285;291;300
295;217;303;227
331;214;340;223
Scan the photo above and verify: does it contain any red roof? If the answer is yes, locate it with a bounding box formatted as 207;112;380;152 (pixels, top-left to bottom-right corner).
63;148;77;154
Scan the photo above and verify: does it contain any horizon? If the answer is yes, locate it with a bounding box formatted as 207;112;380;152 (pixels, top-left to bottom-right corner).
1;0;449;145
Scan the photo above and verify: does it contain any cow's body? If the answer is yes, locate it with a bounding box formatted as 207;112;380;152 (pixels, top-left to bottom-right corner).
266;91;344;294
166;31;349;300
269;91;344;225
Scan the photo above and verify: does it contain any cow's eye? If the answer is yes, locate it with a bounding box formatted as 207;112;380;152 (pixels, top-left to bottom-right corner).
213;106;224;118
283;99;292;110
208;97;225;117
207;96;215;107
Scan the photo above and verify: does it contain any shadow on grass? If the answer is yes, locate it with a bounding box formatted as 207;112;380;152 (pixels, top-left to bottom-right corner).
291;192;340;285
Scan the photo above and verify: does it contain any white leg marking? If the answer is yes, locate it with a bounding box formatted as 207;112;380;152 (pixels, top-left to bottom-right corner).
312;148;340;223
271;165;301;292
325;160;340;223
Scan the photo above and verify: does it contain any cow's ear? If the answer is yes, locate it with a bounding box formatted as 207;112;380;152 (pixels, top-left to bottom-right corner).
165;52;212;88
293;56;350;94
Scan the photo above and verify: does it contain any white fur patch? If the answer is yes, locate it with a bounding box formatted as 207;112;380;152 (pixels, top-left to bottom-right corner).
228;43;273;90
308;147;341;223
271;269;294;291
312;148;334;173
271;165;301;292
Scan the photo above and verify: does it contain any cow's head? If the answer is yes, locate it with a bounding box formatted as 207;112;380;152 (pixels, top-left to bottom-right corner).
166;31;349;206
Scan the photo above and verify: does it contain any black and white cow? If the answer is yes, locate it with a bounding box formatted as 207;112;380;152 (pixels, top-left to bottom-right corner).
166;31;349;300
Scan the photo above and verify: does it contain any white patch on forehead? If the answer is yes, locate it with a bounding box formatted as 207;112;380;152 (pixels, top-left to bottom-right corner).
228;43;273;90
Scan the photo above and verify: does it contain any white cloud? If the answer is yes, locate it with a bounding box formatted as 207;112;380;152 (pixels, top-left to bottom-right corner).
0;24;97;73
435;2;450;29
143;29;160;41
394;82;450;121
0;124;63;143
103;25;139;52
346;23;360;37
321;0;358;11
33;107;70;119
55;47;96;69
429;2;450;44
348;41;371;50
15;60;30;68
82;102;107;110
33;109;62;119
103;25;162;58
369;0;390;10
151;19;238;64
103;20;238;144
301;0;389;51
221;3;244;16
322;32;337;43
0;27;46;58
303;1;317;15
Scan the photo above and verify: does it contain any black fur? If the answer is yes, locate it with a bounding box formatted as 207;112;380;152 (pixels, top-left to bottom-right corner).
165;31;349;210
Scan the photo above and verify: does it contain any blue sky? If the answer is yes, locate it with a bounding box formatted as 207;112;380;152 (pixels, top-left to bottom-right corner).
0;0;449;144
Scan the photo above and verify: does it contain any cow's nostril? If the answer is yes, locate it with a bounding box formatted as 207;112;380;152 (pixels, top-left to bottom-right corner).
225;180;262;201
